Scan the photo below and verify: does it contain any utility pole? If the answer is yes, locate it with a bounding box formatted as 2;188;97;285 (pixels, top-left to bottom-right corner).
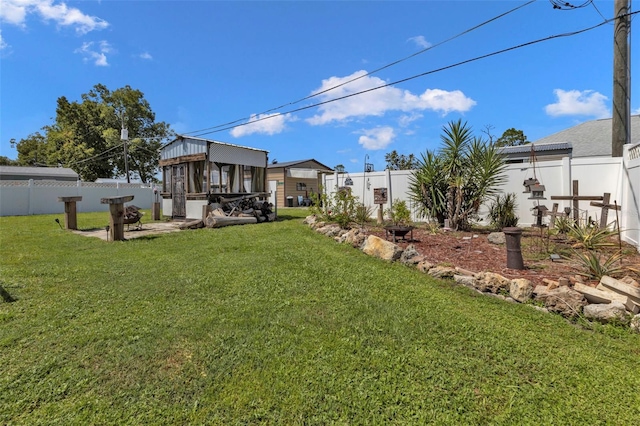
612;0;631;157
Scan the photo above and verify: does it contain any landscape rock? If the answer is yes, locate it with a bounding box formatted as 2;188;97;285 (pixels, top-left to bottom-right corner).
317;224;341;238
343;228;367;248
303;215;317;225
631;314;640;333
583;301;630;324
454;274;478;289
427;266;456;279
510;278;534;303
361;235;404;262
400;245;421;264
533;286;587;318
487;232;506;245
475;271;511;294
416;260;434;273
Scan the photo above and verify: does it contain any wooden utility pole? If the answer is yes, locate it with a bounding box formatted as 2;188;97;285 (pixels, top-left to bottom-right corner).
612;0;631;157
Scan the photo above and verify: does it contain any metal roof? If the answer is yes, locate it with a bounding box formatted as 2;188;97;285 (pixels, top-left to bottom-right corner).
161;135;269;155
0;166;79;180
267;159;333;171
498;142;572;155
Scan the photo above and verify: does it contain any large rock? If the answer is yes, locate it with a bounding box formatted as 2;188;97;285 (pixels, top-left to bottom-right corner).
317;224;341;238
361;235;404;261
416;260;434;273
400;244;421;265
427;266;456;279
487;232;506;245
475;272;511;294
510;278;534;303
583;301;630;324
303;215;317;225
337;228;367;248
454;274;478;289
533;285;587;318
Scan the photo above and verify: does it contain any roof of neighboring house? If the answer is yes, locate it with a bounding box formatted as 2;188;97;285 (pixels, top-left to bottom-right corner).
0;166;79;180
531;115;640;158
267;159;333;172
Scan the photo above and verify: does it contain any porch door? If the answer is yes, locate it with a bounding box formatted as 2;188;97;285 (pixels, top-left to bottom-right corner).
172;164;186;218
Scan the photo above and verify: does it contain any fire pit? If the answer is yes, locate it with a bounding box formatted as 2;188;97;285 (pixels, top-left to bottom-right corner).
384;225;414;242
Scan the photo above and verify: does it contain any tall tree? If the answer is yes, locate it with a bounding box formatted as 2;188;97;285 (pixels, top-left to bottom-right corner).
14;84;173;182
495;128;530;147
409;120;507;230
334;164;345;173
385;150;418;170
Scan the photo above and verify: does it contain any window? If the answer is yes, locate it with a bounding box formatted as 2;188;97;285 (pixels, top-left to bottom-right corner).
296;182;307;191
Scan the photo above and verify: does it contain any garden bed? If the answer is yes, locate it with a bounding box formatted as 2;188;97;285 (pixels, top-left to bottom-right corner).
366;225;640;288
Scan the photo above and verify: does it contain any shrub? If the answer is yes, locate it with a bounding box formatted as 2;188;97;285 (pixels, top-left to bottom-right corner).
488;193;519;230
385;199;412;226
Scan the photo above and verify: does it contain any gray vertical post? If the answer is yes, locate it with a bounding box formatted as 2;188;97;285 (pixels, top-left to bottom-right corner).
612;0;630;157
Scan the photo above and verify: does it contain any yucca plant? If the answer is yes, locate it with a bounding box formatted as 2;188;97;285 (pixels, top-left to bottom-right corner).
488;192;519;230
567;223;616;250
570;250;626;280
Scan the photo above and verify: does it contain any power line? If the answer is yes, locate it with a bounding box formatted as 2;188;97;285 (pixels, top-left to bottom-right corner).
182;0;539;136
191;10;639;138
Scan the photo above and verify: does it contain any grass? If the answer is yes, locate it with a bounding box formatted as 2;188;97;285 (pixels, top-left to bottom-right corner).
1;209;640;424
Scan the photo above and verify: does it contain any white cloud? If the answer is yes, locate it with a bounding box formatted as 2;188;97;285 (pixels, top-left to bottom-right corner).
545;89;610;118
0;1;109;34
0;30;8;50
230;113;295;138
349;158;358;163
139;52;152;60
398;112;423;127
75;40;112;66
632;106;640;115
357;126;396;150
306;70;476;125
408;35;432;49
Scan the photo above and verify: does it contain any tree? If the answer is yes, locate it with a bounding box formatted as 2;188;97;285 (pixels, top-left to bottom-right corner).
0;156;18;166
409;119;507;231
385;150;418;170
14;84;173;182
495;128;530;147
334;164;345;173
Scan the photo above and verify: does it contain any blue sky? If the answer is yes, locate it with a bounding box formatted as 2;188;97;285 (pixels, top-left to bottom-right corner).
1;0;638;172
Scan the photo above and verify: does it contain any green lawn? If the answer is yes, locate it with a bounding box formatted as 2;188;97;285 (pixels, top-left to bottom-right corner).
1;209;639;424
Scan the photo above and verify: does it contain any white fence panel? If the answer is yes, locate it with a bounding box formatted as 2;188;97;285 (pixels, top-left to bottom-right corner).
0;180;157;216
319;151;639;251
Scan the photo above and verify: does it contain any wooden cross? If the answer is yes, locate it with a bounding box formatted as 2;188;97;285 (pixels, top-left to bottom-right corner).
545;203;567;228
590;193;621;229
550;180;603;222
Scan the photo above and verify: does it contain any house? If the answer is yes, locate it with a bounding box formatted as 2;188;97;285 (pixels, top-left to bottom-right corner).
159;135;269;219
0;166;79;181
266;159;333;207
498;142;572;163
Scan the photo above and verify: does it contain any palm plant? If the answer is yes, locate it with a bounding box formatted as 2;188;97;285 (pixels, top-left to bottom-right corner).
409;120;507;231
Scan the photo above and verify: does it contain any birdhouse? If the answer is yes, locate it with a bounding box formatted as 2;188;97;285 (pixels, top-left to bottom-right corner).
528;184;546;200
523;178;538;193
531;204;548;227
344;177;353;186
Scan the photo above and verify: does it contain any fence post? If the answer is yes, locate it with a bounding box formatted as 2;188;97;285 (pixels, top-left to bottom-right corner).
28;179;34;215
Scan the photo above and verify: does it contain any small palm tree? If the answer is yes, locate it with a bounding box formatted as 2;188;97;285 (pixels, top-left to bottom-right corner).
409;119;507;231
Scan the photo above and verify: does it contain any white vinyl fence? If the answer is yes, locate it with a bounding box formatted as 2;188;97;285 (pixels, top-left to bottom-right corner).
323;143;640;251
0;180;159;217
